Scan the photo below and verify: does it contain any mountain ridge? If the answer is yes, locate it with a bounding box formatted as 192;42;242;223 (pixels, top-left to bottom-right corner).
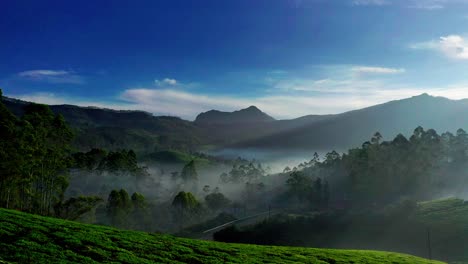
5;93;468;153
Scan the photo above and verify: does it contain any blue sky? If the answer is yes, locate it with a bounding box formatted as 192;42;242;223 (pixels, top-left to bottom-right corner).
3;0;468;119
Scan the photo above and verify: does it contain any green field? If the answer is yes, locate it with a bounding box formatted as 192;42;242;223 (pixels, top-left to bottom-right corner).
0;209;442;263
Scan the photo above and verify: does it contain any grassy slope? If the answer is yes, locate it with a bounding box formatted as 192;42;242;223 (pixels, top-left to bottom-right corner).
0;209;442;264
416;198;468;224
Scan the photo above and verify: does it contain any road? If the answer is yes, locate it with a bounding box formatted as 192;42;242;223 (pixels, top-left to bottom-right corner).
198;209;282;240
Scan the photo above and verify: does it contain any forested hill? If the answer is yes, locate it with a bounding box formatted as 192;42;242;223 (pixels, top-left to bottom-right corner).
3;97;201;153
5;93;468;153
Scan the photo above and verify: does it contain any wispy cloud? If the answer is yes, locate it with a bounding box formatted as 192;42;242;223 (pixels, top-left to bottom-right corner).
351;0;468;9
9;63;468;120
411;34;468;60
17;70;85;84
352;66;405;74
11;84;468;121
266;65;404;93
154;78;178;86
408;3;444;10
9;92;130;109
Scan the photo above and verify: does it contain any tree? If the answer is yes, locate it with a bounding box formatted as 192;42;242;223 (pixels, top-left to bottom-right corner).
11;102;74;215
172;191;200;210
205;192;231;212
286;171;312;203
181;160;198;181
323;180;330;208
172;191;200;228
107;189;131;228
130;192;149;230
312;178;323;206
371;132;383;145
0;89;20;209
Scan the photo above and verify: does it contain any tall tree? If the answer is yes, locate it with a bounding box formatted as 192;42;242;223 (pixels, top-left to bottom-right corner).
106;189;132;228
181;160;198;181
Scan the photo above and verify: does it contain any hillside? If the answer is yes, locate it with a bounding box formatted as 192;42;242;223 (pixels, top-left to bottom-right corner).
415;198;468;225
6;93;468;153
3;97;202;153
234;94;468;150
0;209;441;264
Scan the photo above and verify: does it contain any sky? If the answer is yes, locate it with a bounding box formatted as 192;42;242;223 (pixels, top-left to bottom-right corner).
3;0;468;120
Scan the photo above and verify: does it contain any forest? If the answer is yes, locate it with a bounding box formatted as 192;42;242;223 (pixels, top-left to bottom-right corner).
2;89;468;262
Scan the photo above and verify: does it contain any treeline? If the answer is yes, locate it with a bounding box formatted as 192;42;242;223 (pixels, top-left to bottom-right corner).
0;90;73;215
284;128;468;207
105;189;150;230
99;187;232;232
0;90;150;221
72;148;148;178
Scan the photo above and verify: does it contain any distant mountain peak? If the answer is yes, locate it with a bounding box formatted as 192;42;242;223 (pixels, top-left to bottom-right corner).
195;106;275;124
245;105;260;110
412;93;432;99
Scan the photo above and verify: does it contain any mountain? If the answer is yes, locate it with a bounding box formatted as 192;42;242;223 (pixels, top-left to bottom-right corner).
195;105;275;124
3;97;202;153
6;93;468;154
233;94;468;151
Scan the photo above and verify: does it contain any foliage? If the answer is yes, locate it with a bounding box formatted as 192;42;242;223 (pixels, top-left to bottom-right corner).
220;161;267;183
106;189;132;228
205;192;231;212
0;208;440;263
180;160;198;181
215;197;468;262
283;128;468;207
286;171;329;209
172;191;202;228
0;89;74;215
72;148;107;170
54;196;103;221
172;191;200;211
72;148;149;180
130;192;150;230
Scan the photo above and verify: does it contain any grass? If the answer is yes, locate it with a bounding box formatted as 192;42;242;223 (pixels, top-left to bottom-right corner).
0;208;443;263
415;197;468;225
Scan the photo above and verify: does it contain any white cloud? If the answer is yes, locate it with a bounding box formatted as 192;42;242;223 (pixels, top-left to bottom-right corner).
411;34;468;60
10;92;134;110
117;88;393;119
12;82;468;121
17;70;84;84
154;78;178;86
352;66;405;74
439;35;468;59
267;65;404;93
9;64;468;121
